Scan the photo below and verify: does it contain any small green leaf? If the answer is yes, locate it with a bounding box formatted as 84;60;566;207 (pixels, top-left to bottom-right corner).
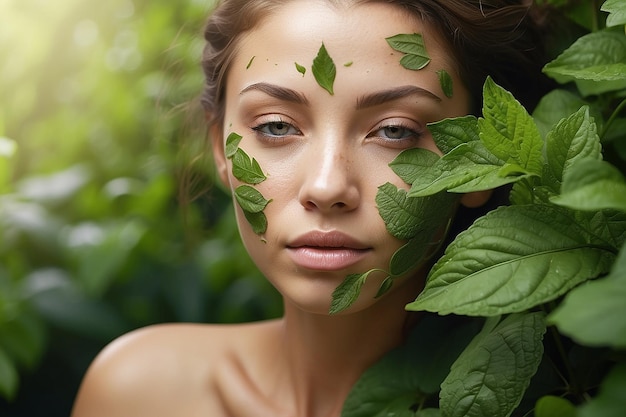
234;185;271;213
329;272;372;314
408;205;619;316
295;62;306;76
246;56;255;69
479;77;543;176
602;0;626;27
242;209;268;235
374;276;394;298
343;61;353;67
386;33;431;70
389;236;431;277
437;69;453;98
312;43;336;95
231;148;267;184
225;132;243;159
534;396;576;417
440;313;546;417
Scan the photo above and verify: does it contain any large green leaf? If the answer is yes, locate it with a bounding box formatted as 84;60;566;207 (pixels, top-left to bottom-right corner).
551;158;626;212
543;30;626;96
531;89;589;138
407;205;619;316
342;315;479;417
548;243;626;348
440;313;546;417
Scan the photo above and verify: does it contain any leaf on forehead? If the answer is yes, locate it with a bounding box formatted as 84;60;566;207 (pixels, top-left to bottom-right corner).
225;132;243;159
295;62;306;76
312;43;336;95
386;33;431;71
437;69;454;98
246;56;255;69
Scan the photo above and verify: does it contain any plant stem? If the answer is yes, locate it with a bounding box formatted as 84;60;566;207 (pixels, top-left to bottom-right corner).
549;325;583;399
600;98;626;140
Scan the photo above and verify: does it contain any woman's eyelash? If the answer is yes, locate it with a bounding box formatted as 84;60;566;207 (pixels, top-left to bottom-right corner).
251;120;301;137
370;123;424;141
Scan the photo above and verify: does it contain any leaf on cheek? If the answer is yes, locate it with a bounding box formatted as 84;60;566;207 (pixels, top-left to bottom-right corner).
234;185;272;235
231;148;267;184
225;132;243;159
312;43;336;95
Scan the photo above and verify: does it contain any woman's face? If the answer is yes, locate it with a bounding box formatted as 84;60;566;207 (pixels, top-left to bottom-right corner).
214;1;471;314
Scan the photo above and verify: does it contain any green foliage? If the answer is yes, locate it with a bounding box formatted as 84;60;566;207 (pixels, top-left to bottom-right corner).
0;0;280;412
342;1;626;416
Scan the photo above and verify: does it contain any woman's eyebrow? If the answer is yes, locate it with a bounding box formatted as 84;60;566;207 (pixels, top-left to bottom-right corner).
240;82;309;105
356;85;441;109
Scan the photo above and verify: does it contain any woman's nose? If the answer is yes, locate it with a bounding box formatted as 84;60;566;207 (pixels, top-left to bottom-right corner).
298;142;360;213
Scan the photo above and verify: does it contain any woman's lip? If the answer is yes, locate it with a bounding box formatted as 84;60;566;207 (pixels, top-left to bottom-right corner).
286;247;370;271
287;231;369;250
286;231;371;271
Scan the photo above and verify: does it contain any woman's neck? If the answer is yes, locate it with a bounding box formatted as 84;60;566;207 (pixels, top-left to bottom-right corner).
276;277;423;417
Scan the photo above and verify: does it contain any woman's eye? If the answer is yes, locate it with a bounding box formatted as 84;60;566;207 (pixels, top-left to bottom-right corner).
253;121;300;137
371;125;422;141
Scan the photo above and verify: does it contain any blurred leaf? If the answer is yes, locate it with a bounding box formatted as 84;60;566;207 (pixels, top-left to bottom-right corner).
602;0;626;27
0;346;19;401
534;395;576;417
577;363;626;417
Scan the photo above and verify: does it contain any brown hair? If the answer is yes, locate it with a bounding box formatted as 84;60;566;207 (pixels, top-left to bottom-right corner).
200;0;549;124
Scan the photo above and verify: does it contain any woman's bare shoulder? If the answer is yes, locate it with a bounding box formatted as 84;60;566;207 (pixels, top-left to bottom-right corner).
71;320;282;417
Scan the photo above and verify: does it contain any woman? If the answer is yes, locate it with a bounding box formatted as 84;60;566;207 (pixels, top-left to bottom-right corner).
71;1;547;416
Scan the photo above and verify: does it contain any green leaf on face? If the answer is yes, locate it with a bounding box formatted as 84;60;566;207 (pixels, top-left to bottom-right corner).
542;106;602;194
295;62;306;76
225;132;243;159
479;77;544;176
312;43;336;95
389;148;440;186
330;271;376;315
386;33;431;70
551;158;626;212
407;204;620;316
246;56;255;69
602;0;626;27
388;236;432;277
543;30;626;96
376;183;430;240
231;148;267;184
242;209;268;235
440;313;546;417
548;244;626;348
234;185;271;213
342;315;480;417
437;69;453;98
374;276;394;299
343;61;353;67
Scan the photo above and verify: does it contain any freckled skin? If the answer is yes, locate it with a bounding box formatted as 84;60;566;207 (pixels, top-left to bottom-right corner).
71;3;489;417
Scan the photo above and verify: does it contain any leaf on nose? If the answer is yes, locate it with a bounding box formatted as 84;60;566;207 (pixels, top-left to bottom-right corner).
312;43;336;95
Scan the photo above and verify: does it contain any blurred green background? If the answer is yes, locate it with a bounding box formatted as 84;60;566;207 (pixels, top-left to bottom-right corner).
0;0;282;415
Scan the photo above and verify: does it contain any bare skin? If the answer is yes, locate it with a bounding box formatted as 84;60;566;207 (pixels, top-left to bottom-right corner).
71;2;487;416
